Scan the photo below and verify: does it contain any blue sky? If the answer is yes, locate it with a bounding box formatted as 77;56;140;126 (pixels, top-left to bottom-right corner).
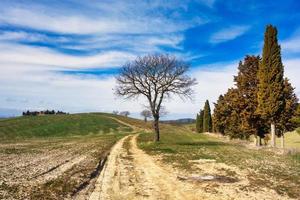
0;0;300;119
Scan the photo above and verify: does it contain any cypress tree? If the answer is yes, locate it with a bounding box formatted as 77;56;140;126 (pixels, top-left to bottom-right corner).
203;100;212;132
213;95;227;134
257;25;285;147
234;55;268;143
199;110;204;133
222;88;243;139
196;110;204;133
213;56;269;140
196;113;200;132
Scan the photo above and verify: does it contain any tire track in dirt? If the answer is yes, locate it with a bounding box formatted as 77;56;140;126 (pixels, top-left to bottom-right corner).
33;155;87;182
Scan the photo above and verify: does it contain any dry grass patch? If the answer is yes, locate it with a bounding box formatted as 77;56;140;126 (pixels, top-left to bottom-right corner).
138;124;300;199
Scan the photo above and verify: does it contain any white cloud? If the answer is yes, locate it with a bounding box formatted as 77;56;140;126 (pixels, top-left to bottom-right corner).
162;62;237;116
1;57;299;119
0;31;69;43
210;25;250;44
0;64;138;113
0;60;237;118
0;31;43;41
0;42;135;69
0;3;205;35
62;33;184;53
284;58;300;95
282;34;300;53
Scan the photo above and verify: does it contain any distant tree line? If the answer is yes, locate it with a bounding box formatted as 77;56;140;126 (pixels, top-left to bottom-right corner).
22;110;68;116
162;118;195;124
196;100;212;133
212;25;298;147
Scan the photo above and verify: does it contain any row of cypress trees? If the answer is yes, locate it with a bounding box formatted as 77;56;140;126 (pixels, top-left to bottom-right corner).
196;100;212;133
212;25;298;147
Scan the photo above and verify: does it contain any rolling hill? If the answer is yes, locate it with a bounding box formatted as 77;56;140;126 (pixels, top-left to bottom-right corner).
0;113;133;140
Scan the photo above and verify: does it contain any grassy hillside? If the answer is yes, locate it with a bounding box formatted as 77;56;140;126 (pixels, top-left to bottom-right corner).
138;124;300;198
0;113;132;140
92;112;153;129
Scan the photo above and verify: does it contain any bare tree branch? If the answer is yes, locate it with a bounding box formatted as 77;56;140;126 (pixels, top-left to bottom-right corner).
115;54;197;141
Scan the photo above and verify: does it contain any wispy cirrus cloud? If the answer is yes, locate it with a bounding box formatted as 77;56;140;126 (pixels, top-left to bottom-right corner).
0;1;206;35
0;0;211;64
0;42;135;69
210;25;251;44
61;33;185;53
0;30;70;44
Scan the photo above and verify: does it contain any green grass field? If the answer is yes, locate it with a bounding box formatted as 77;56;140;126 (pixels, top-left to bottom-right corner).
0;113;132;140
138;124;300;198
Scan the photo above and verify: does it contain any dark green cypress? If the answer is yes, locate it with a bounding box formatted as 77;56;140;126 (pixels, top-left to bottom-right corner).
221;88;243;139
234;56;267;140
203;100;212;132
213;95;226;134
196;110;204;133
196;113;200;133
257;25;285;147
199;110;204;133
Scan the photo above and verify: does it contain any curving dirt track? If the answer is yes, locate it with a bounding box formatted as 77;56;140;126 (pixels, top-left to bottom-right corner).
89;135;206;200
88;134;293;200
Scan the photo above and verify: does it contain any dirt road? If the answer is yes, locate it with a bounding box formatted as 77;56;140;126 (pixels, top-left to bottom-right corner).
89;135;206;200
88;134;293;200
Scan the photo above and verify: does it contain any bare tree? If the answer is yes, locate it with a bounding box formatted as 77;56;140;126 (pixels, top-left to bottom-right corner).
112;110;119;115
115;54;197;141
140;109;152;122
119;111;130;117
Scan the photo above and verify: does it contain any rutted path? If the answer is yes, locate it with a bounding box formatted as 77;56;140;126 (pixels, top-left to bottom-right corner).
88;133;294;200
89;135;206;200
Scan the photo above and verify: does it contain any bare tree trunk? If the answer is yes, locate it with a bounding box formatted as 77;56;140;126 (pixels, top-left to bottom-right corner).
153;116;160;142
144;117;147;122
281;134;285;148
271;123;276;147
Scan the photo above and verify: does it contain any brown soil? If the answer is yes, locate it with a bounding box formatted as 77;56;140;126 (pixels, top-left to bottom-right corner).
0;136;117;199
